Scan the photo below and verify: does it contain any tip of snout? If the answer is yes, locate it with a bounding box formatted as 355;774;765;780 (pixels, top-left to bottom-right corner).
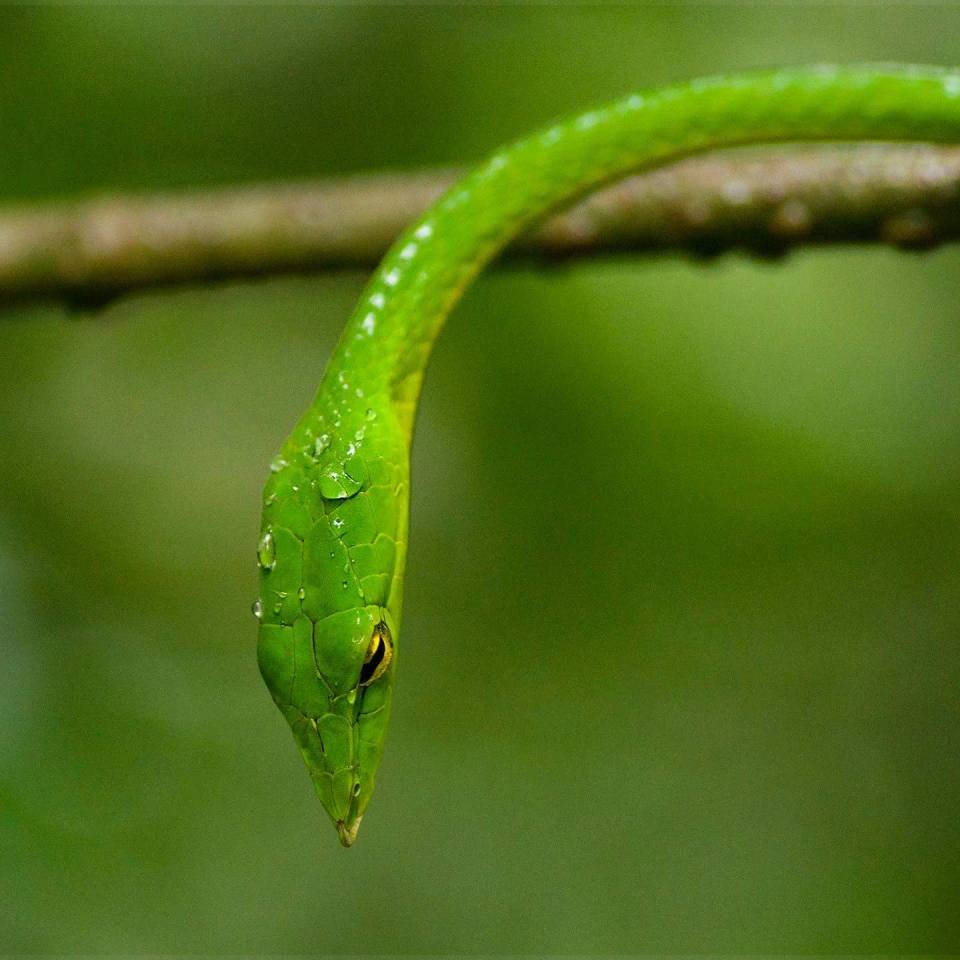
337;816;363;847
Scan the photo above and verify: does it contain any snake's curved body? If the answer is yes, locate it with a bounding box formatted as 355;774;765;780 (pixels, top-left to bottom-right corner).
254;66;960;846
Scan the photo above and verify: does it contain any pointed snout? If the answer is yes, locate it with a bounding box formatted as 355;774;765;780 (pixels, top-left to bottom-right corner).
337;815;363;847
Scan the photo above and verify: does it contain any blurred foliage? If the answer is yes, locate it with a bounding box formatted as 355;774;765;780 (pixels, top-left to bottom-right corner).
1;5;959;954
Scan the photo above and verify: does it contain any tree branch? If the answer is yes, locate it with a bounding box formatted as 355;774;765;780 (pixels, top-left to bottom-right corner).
3;144;960;304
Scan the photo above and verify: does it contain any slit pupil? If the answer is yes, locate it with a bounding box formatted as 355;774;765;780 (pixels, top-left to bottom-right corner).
360;636;386;685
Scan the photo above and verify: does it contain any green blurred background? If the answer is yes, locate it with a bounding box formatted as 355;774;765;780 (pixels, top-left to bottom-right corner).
1;5;959;954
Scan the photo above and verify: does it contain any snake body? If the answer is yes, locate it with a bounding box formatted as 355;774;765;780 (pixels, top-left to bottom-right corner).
254;66;960;846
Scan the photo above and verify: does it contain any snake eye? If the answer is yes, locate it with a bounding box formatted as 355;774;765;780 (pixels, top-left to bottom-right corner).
360;622;393;686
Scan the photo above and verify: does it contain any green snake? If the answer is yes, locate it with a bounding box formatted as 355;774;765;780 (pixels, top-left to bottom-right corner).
254;64;960;847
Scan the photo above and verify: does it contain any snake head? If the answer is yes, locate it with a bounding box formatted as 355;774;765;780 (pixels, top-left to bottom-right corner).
254;432;406;847
257;603;396;846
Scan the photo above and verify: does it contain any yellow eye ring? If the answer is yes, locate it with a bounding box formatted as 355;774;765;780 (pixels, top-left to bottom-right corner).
359;622;393;686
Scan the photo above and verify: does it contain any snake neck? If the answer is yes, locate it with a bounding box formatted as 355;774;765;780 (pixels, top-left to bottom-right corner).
317;64;960;442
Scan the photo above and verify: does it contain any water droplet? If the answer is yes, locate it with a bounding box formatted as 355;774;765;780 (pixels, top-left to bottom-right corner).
347;690;357;704
884;208;935;248
399;242;417;260
341;581;349;590
269;456;288;473
263;493;277;507
251;598;263;621
298;587;306;600
272;602;282;615
318;461;363;499
365;408;377;421
346;443;356;457
384;269;400;287
414;222;433;240
353;782;361;796
722;178;750;206
319;472;345;499
370;292;385;309
771;199;811;238
314;434;331;456
332;517;345;530
257;529;276;570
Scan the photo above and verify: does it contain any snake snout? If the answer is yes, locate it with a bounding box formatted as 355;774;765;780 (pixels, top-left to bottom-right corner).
337;816;363;847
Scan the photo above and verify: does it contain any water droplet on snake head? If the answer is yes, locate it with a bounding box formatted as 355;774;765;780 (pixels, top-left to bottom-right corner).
318;460;364;499
319;472;345;499
269;456;288;473
251;598;263;621
365;408;377;421
257;528;276;570
298;587;306;600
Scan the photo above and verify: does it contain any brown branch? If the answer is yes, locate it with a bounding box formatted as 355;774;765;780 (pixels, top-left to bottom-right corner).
3;144;960;303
